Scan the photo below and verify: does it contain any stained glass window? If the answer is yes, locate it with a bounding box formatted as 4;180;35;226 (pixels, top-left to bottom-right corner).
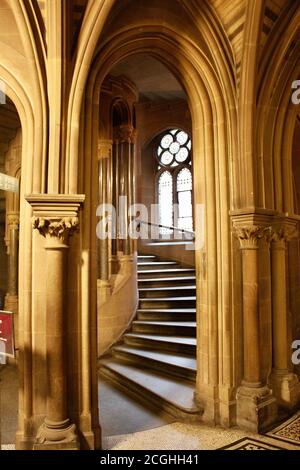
157;129;191;168
156;129;193;236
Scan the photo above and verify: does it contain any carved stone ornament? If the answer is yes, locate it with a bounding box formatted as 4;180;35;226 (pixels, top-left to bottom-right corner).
235;225;272;248
271;225;299;243
7;213;20;229
113;125;136;143
32;216;79;240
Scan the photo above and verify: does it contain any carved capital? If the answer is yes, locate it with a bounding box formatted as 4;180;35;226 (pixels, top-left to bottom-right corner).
7;212;19;230
25;194;85;244
113;125;136;143
33;216;79;242
234;225;272;249
271;225;299;243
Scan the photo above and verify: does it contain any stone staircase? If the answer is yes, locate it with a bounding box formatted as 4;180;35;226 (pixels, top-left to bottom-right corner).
99;254;202;420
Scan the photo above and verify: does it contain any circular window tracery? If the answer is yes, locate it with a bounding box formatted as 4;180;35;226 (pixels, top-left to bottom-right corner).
157;129;191;167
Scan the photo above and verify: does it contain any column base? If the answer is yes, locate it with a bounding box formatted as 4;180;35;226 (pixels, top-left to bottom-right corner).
269;370;300;411
34;420;79;450
236;384;277;433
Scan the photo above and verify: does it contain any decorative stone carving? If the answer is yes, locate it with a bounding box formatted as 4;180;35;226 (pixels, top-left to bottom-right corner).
235;225;272;248
113;124;137;143
7;212;20;229
32;216;79;241
271;225;299;243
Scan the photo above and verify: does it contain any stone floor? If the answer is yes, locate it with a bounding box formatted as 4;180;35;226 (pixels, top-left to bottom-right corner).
0;364;18;445
98;377;174;436
1;365;300;450
103;422;300;450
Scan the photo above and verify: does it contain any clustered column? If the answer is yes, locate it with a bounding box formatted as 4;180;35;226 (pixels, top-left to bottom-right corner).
27;194;85;450
112;125;136;261
234;223;277;432
269;222;300;409
98;140;113;287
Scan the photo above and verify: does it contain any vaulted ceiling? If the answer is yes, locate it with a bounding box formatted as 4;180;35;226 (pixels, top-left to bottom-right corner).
33;0;294;90
110;54;186;102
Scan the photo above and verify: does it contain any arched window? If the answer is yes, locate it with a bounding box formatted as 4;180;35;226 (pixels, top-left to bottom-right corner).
157;129;193;235
158;171;173;234
177;167;193;231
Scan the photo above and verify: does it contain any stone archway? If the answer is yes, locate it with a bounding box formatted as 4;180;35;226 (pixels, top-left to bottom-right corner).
0;72;35;449
76;20;236;433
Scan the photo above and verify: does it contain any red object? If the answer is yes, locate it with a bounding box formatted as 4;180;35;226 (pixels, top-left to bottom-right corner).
0;310;15;358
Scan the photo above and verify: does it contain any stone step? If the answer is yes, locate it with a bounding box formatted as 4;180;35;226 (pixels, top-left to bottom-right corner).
146;241;194;246
132;320;196;336
99;360;201;419
124;333;196;355
139;296;196;309
138;268;195;278
137;261;178;271
112;345;197;380
139;286;196;298
137;255;157;260
138;276;196;287
137;308;196;322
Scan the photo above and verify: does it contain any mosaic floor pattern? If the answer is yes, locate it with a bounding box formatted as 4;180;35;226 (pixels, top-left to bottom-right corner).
219;437;284;450
266;412;300;447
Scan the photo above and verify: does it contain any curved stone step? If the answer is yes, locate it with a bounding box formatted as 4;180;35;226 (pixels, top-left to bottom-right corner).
138;268;195;278
113;345;197;380
137;308;196;321
137;261;178;271
124;333;196;355
139;285;196;298
132;320;196;336
138;276;196;287
139;296;196;309
99;359;202;419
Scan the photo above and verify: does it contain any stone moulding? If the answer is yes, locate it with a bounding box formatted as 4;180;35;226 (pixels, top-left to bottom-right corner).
26;195;85;242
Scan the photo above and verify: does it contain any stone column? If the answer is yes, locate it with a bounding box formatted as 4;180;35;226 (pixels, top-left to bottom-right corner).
4;212;19;352
114;125;136;256
26;195;84;450
111;138;119;259
129;130;137;254
269;223;300;410
4;212;19;314
234;223;277;432
98;140;113;300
